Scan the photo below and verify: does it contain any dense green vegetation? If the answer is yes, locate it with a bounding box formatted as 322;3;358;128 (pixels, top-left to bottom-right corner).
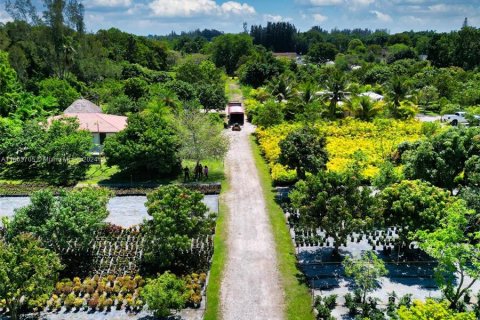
2;2;480;318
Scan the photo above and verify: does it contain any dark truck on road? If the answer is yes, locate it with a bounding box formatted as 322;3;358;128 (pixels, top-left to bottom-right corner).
226;101;244;126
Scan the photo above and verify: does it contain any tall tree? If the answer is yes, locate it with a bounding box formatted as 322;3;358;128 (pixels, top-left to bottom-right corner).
402;128;474;191
5;0;42;25
8;188;112;255
378;180;453;246
343;251;388;305
143;186;215;271
103;112;182;178
279;126;328;180
290;170;377;254
322;68;348;119
386;76;409;118
176;105;228;163
210;34;253;75
416;201;480;310
0;234;63;320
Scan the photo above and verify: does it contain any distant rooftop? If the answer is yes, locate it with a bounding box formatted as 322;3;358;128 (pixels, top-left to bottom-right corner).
64;99;102;114
49;99;127;133
51;113;127;133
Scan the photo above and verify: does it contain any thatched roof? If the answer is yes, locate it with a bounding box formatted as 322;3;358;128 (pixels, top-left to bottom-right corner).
64;99;102;114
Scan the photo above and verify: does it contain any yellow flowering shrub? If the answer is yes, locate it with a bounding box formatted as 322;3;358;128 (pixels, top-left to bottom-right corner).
256;118;426;183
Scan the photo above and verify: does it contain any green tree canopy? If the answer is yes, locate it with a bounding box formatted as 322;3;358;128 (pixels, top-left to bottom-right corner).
8;187;112;255
397;299;475;320
103;112;182;178
343;251;388;304
0;234;63;320
143;185;215;271
2;117;92;185
253;100;285;128
307;42;339;64
403;127;480;190
176;105;228;163
238;47;285;88
210;33;253;75
416;201;480;310
141;271;188;318
378;180;452;246
290;170;377;254
279;126;328;179
38;77;79;110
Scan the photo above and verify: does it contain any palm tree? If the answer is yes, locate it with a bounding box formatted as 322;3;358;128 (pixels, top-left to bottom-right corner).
386;76;409;118
322;69;349;119
345;96;383;121
285;82;320;120
267;75;294;102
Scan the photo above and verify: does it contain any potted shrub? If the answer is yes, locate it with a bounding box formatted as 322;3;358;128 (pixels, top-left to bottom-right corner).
116;295;124;310
125;297;134;311
74;298;84;311
97;296;106;311
88;295;99;311
105;298;113;311
64;293;76;311
134;299;144;312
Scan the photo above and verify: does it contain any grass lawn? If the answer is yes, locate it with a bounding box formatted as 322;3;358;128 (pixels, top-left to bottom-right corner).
78;159;225;186
204;178;229;320
225;77;242;101
250;136;314;320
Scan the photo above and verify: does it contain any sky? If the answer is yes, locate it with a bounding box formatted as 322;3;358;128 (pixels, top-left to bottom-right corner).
0;0;478;36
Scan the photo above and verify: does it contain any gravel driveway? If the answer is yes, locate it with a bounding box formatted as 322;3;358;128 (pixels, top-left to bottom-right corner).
220;122;285;320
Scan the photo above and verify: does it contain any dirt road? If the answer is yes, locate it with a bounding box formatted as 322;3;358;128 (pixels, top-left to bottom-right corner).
220;122;285;320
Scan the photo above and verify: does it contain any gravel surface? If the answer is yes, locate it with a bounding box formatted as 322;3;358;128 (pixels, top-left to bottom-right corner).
220;122;285;320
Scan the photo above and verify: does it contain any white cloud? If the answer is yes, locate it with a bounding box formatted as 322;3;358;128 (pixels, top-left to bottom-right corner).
299;0;343;6
221;1;256;16
370;10;392;22
0;9;13;24
149;0;255;17
86;0;132;7
349;0;374;6
263;14;292;22
312;13;328;22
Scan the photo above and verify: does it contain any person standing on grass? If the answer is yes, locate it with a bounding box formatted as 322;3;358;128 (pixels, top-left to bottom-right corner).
204;165;209;180
195;162;202;180
198;162;203;179
183;166;190;182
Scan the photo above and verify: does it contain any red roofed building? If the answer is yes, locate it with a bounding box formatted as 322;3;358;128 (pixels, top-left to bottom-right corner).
50;99;127;152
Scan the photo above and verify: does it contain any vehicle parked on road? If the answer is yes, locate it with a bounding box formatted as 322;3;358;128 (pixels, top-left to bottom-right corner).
441;112;468;126
441;112;480;126
226;101;245;126
232;123;241;131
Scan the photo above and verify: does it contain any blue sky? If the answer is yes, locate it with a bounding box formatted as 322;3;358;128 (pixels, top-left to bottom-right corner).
1;0;478;35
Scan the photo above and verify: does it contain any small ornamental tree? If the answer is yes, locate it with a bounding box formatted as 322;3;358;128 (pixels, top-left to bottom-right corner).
8;188;112;256
416;201;480;310
144;185;215;270
103;112;182;178
397;299;475;320
141;272;188;318
3;117;92;185
378;180;452;246
279;126;328;180
0;234;63;320
403;128;473;191
343;251;388;305
253;100;285;128
290;170;377;254
176;105;228;163
464;155;480;187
